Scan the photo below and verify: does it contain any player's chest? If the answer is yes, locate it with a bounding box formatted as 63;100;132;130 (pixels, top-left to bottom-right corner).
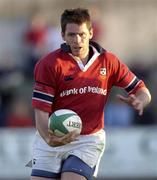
57;60;108;90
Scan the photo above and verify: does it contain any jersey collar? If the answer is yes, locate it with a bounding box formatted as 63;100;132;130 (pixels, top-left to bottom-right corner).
60;41;106;72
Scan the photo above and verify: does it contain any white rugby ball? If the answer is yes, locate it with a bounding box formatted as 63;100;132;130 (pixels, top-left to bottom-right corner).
48;109;82;136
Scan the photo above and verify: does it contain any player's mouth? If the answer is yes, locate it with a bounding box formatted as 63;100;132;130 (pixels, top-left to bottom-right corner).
73;46;82;51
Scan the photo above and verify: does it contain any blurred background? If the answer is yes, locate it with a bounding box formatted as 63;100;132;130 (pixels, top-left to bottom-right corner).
0;0;157;179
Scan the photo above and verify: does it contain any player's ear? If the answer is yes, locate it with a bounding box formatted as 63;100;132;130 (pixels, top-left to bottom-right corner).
89;28;93;39
61;32;65;41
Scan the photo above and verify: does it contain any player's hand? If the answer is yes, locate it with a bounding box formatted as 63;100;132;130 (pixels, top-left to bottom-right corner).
116;94;144;116
46;130;79;147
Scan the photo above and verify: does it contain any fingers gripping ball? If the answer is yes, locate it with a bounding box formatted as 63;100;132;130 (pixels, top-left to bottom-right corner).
48;109;82;136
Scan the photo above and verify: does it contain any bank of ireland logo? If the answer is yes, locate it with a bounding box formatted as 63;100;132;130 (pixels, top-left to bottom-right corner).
100;68;106;79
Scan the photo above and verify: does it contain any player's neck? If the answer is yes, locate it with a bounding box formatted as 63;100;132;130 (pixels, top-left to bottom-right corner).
76;46;93;65
81;55;89;66
82;46;93;65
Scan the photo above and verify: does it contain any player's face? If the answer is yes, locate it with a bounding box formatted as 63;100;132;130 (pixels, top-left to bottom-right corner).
62;23;93;59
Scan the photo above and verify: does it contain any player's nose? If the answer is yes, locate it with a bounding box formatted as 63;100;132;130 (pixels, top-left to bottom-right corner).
74;34;82;43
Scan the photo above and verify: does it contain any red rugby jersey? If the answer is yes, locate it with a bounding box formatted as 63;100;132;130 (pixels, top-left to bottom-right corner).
32;41;145;134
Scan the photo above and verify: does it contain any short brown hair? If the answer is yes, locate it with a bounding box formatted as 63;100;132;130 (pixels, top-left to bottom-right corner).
61;8;92;33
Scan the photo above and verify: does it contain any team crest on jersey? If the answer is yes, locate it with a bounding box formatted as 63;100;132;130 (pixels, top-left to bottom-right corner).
99;68;106;79
100;68;106;76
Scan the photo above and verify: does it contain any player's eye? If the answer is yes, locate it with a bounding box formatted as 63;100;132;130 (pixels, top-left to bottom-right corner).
68;33;76;37
79;33;86;38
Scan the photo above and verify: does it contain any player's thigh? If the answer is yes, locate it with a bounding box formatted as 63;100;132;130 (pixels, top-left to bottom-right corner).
61;155;95;180
31;176;59;180
61;172;86;180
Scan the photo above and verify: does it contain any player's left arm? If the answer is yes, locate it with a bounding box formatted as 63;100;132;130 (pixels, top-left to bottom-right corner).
117;87;151;116
108;52;151;115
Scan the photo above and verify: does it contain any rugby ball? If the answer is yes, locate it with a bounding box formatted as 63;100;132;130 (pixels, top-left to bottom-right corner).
48;109;82;136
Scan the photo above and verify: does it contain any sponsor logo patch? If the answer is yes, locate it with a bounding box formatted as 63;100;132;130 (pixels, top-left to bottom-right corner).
64;75;74;81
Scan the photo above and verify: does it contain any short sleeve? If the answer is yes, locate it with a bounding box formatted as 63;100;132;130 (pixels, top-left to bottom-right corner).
109;53;146;94
32;54;56;112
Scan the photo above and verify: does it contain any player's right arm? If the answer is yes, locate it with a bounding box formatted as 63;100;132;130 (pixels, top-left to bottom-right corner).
32;54;78;146
34;108;49;143
35;108;78;147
